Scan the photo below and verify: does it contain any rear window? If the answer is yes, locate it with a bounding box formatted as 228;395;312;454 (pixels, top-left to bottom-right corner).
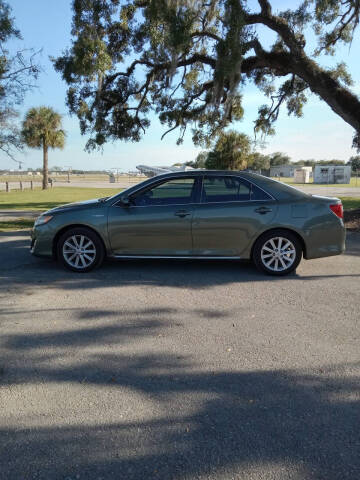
251;184;272;200
247;174;309;200
201;176;250;203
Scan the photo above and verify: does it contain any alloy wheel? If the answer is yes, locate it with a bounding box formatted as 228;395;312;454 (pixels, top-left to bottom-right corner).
260;236;296;272
62;235;96;270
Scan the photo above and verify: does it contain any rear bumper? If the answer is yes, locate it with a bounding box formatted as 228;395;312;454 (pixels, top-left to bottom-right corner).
304;222;346;259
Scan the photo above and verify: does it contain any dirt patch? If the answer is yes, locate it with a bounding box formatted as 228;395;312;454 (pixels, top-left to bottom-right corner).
344;208;360;231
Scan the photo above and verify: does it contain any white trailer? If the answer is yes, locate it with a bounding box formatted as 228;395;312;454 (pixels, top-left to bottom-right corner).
294;167;312;183
314;165;351;184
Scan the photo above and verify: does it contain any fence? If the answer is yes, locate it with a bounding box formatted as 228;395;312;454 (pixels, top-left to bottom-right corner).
1;181;52;192
1;174;147;192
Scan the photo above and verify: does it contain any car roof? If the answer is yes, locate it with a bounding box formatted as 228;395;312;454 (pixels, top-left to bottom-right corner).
154;170;252;177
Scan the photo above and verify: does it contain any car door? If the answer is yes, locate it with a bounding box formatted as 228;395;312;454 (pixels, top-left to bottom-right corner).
192;175;278;257
107;176;200;256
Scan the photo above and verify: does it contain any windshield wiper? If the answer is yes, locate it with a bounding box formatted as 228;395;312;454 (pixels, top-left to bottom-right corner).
98;196;109;202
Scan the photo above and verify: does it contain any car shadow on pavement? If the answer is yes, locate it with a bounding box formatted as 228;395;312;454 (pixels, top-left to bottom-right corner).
344;231;360;256
0;232;359;293
1;255;360;293
0;310;359;480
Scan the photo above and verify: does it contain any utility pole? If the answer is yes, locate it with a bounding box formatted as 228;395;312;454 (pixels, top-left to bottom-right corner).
12;160;25;183
64;166;72;183
13;159;24;170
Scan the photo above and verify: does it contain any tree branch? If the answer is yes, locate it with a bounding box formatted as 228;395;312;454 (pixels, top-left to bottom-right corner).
190;30;221;42
104;54;216;89
258;0;272;16
245;12;303;54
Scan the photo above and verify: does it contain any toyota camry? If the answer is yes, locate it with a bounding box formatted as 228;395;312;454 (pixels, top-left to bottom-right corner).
30;171;345;275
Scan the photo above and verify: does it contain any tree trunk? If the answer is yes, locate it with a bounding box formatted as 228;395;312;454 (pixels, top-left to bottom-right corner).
42;141;48;190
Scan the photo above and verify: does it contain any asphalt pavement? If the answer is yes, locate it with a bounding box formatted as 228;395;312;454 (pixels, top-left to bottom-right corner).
0;230;359;480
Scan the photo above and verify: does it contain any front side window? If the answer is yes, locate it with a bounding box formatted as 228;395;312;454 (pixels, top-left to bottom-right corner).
131;177;196;206
201;176;251;203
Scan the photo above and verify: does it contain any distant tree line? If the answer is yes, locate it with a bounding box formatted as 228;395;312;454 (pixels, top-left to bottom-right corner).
348;156;360;173
187;131;360;173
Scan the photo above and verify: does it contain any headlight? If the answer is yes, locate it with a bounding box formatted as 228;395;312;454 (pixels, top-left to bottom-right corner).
34;215;53;226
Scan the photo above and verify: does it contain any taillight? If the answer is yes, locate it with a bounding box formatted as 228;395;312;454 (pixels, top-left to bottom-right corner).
330;204;343;219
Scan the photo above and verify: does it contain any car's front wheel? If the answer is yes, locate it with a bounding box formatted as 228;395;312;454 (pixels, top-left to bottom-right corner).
57;227;105;272
252;230;302;276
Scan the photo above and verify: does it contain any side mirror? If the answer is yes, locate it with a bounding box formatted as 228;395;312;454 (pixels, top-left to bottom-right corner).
120;196;131;207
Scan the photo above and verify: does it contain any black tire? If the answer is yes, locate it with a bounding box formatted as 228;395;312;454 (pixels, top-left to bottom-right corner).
252;229;302;276
57;227;105;273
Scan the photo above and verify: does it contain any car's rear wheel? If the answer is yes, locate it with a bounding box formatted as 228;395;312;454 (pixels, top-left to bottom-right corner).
253;230;302;276
57;227;105;272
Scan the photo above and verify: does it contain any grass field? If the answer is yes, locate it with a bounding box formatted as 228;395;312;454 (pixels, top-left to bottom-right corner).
0;187;122;211
0;186;359;212
340;197;360;210
0;219;35;232
0;187;358;232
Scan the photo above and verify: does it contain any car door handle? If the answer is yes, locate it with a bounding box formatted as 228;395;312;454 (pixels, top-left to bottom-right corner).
255;207;272;214
174;210;191;218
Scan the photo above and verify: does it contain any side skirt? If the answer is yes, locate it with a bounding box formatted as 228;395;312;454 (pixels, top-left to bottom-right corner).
109;255;243;260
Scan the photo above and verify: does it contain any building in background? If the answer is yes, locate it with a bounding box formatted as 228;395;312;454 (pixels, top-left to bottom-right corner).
313;165;351;184
270;165;296;177
294;167;312;183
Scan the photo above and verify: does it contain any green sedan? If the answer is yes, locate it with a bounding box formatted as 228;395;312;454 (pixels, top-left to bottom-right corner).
30;171;345;275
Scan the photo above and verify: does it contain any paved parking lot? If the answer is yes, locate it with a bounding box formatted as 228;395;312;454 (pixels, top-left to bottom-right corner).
0;231;359;480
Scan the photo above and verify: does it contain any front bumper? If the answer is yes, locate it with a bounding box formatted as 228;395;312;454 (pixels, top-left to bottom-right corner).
30;226;54;258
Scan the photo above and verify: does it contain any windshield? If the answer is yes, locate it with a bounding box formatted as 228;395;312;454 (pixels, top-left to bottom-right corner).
106;181;144;202
105;174;173;202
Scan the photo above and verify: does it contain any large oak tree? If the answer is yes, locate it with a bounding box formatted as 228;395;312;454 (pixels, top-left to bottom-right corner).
54;0;360;151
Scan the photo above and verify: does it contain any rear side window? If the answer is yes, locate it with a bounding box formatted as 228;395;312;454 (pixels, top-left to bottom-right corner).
201;176;250;203
251;184;272;200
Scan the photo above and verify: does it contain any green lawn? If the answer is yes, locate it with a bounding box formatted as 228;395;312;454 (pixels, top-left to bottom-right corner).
0;187;122;211
340;197;360;210
0;218;35;232
0;187;358;212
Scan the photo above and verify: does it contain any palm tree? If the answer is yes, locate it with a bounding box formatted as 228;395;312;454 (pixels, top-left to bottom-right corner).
21;107;66;189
